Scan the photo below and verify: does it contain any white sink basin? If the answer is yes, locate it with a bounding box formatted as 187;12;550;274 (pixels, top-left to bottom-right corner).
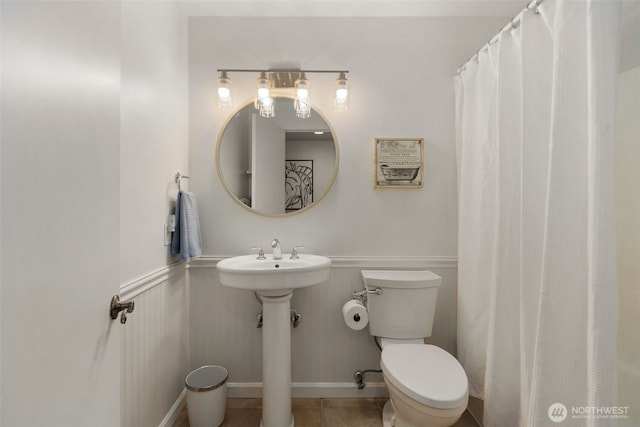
217;253;331;295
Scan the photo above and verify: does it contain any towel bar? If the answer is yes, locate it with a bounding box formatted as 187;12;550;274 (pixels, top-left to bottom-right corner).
175;172;190;192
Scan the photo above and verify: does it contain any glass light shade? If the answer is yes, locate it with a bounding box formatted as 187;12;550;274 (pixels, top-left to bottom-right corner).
257;73;271;101
294;99;311;119
258;86;270;99
218;87;231;98
254;72;274;118
217;73;232;108
254;95;274;118
258;97;275;118
295;76;309;100
294;75;311;119
333;73;349;111
296;87;309;99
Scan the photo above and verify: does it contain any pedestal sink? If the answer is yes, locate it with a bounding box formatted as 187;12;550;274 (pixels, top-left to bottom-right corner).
217;253;331;427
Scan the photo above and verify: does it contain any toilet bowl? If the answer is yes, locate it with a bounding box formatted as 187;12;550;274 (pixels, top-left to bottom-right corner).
359;270;469;427
380;344;468;427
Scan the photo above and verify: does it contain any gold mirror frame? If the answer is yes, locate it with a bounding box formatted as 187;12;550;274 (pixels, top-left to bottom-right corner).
215;94;340;218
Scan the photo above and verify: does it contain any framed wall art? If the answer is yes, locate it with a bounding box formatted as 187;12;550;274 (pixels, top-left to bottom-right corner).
373;138;424;189
285;160;314;211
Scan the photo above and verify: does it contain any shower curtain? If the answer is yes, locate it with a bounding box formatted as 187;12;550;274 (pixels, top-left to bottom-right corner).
454;1;621;426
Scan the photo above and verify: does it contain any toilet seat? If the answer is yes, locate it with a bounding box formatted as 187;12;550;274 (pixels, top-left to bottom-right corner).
380;344;468;410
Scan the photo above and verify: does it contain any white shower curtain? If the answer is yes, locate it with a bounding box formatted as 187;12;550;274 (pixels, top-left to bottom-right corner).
455;1;621;426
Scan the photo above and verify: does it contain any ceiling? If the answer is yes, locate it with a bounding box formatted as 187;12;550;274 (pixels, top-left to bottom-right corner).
180;0;638;71
179;0;528;18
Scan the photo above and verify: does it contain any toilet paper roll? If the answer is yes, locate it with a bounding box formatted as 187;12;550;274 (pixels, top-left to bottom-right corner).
342;300;368;330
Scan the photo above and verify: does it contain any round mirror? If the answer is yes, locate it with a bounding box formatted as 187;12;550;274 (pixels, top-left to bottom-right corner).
216;96;339;216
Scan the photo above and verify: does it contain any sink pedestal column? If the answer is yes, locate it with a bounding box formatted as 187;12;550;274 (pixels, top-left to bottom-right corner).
260;292;294;427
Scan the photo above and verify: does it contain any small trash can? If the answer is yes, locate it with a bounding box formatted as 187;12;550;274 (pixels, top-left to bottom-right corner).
185;365;229;427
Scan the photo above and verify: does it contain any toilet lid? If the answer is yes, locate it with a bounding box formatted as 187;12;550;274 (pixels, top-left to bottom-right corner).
380;344;468;409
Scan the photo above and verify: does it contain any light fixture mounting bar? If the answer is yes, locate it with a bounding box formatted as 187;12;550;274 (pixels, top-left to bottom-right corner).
217;69;349;74
217;69;349;89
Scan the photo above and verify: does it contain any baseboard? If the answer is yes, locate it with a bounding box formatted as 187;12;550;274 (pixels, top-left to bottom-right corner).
160;382;388;425
292;382;389;398
158;388;187;427
227;382;389;399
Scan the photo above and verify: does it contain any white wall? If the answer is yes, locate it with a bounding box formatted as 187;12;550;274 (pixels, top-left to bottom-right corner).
616;65;640;427
188;17;505;257
1;1;192;425
187;16;504;392
119;2;191;426
1;2;122;425
120;1;189;283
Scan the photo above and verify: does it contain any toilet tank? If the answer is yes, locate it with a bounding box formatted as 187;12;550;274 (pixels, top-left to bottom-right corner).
361;270;441;339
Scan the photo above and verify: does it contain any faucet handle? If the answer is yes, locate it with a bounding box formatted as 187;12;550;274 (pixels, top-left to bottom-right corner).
250;246;266;260
290;245;305;259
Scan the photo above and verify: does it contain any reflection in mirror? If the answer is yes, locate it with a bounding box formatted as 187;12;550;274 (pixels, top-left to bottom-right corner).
217;97;338;216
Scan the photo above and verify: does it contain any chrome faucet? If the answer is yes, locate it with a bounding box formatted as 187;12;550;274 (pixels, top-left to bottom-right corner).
271;238;282;260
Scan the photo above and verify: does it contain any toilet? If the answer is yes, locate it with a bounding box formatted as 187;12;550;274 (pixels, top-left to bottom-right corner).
361;270;469;427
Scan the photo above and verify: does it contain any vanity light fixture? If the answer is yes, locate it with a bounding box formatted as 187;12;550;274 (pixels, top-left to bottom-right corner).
216;68;350;118
333;72;350;111
217;71;233;108
294;73;311;118
255;72;275;118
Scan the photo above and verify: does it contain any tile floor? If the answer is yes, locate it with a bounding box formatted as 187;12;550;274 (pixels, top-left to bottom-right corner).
172;398;480;427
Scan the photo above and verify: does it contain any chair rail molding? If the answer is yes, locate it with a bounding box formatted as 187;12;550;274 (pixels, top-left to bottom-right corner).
119;261;187;301
188;255;458;270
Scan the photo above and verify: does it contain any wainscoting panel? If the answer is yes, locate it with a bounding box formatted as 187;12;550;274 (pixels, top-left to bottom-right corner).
188;257;458;396
121;266;189;427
